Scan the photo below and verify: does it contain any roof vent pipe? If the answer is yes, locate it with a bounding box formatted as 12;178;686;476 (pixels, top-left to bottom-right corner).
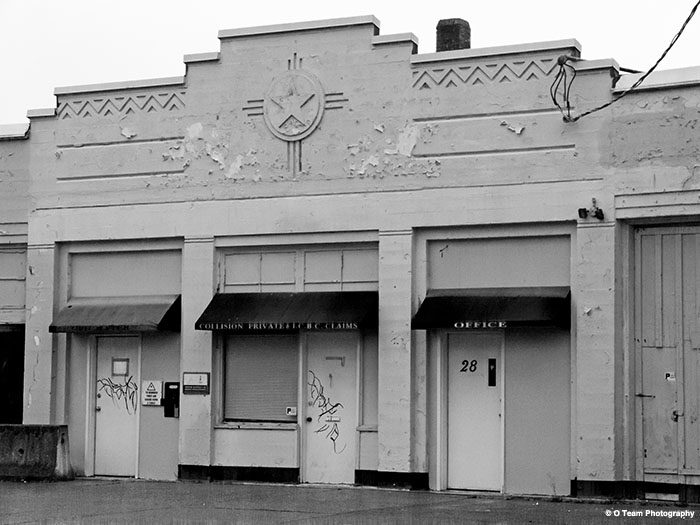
436;18;471;52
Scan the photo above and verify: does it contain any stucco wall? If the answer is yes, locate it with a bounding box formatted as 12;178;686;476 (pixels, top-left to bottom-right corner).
0;135;29;237
139;333;180;480
609;81;700;221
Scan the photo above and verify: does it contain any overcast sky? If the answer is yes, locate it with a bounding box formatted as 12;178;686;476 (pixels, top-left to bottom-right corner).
1;0;700;124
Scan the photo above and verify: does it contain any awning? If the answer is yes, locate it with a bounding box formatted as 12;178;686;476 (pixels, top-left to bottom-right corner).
195;291;378;332
411;287;570;329
49;295;181;333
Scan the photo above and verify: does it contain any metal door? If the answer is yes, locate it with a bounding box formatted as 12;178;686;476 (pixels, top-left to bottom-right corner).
304;332;358;484
636;228;700;481
94;336;139;476
447;332;503;490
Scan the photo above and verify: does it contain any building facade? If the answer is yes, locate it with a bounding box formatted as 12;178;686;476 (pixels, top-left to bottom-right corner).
2;15;700;499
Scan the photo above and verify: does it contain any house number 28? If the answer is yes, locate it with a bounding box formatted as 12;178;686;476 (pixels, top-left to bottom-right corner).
460;359;477;373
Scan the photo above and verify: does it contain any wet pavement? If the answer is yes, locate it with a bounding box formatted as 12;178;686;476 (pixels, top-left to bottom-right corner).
0;478;697;524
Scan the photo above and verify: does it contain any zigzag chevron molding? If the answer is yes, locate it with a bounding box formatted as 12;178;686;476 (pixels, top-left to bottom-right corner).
412;59;558;89
57;91;186;119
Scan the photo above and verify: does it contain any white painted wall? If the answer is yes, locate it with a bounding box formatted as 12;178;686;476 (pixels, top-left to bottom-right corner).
213;428;297;467
139;333;180;480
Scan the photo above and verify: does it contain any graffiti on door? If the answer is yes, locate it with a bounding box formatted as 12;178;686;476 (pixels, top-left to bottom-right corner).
97;376;138;414
308;370;346;454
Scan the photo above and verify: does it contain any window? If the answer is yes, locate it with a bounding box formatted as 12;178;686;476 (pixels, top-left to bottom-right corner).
222;245;378;293
224;335;298;422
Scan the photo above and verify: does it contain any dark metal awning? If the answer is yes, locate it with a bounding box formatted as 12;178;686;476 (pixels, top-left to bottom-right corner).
195;291;378;332
411;287;570;329
49;295;181;333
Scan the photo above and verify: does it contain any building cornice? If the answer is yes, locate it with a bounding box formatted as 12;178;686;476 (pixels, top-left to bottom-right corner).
54;76;185;96
614;65;700;93
411;39;582;65
219;15;379;39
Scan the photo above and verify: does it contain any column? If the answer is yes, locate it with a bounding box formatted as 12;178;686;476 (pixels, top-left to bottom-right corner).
377;230;414;479
575;223;619;483
23;242;55;423
179;237;215;472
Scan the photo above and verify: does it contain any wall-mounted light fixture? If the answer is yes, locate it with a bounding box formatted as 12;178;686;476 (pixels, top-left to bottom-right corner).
578;198;604;221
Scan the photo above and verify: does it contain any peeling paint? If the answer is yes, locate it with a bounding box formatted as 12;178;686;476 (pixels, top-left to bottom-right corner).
344;123;441;180
162;122;237;175
186;122;204;140
385;124;420;157
682;165;700;189
224;149;259;181
205;143;226;170
162;144;184;163
500;120;525;135
420;123;438;143
119;127;137;139
226;154;244;180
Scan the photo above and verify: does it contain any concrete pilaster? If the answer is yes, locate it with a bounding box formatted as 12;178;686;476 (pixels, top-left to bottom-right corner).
575;223;618;481
179;237;215;466
23;243;56;424
378;230;413;473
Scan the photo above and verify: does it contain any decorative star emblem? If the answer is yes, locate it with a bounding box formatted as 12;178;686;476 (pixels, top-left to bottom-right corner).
263;70;325;141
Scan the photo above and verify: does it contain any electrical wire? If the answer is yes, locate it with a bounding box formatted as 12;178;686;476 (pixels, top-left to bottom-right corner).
551;0;700;122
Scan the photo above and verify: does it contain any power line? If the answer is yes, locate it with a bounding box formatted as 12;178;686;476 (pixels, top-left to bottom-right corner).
551;0;700;122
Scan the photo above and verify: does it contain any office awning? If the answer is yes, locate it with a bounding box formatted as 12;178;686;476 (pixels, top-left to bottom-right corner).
411;287;570;329
195;291;378;332
49;295;181;333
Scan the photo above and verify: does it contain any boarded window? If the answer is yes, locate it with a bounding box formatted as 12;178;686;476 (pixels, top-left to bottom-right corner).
260;252;296;291
343;249;379;289
304;248;379;291
304;251;342;291
70;250;181;298
224;335;298;422
0;248;26;309
223;246;378;292
224;252;296;292
428;236;570;290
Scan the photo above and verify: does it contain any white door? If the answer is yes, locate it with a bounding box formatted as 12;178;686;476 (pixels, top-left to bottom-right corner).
94;336;139;476
636;228;700;483
447;332;503;490
304;332;358;484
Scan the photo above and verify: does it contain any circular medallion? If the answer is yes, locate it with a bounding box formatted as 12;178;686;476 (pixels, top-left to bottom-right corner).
263;70;325;141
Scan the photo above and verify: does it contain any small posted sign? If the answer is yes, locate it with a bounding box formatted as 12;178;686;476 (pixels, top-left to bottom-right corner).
183;372;210;395
142;380;163;406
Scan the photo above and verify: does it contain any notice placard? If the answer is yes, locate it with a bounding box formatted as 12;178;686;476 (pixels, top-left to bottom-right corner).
142;380;163;406
183;372;210;395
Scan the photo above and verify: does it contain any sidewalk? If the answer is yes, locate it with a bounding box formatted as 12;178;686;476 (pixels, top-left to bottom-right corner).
0;478;696;524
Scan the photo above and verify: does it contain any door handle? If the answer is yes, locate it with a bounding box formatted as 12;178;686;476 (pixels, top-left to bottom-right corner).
95;406;102;412
306;417;313;423
672;410;684;422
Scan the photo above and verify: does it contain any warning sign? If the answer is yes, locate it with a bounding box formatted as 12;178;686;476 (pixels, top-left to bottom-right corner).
141;380;163;406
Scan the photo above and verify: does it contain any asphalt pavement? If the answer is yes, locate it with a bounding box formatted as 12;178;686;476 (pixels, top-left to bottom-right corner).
0;478;697;524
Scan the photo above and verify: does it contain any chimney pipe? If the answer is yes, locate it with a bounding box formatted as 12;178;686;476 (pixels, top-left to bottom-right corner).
436;18;471;52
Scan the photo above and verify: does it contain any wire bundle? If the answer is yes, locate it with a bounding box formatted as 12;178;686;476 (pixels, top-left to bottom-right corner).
551;0;700;123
